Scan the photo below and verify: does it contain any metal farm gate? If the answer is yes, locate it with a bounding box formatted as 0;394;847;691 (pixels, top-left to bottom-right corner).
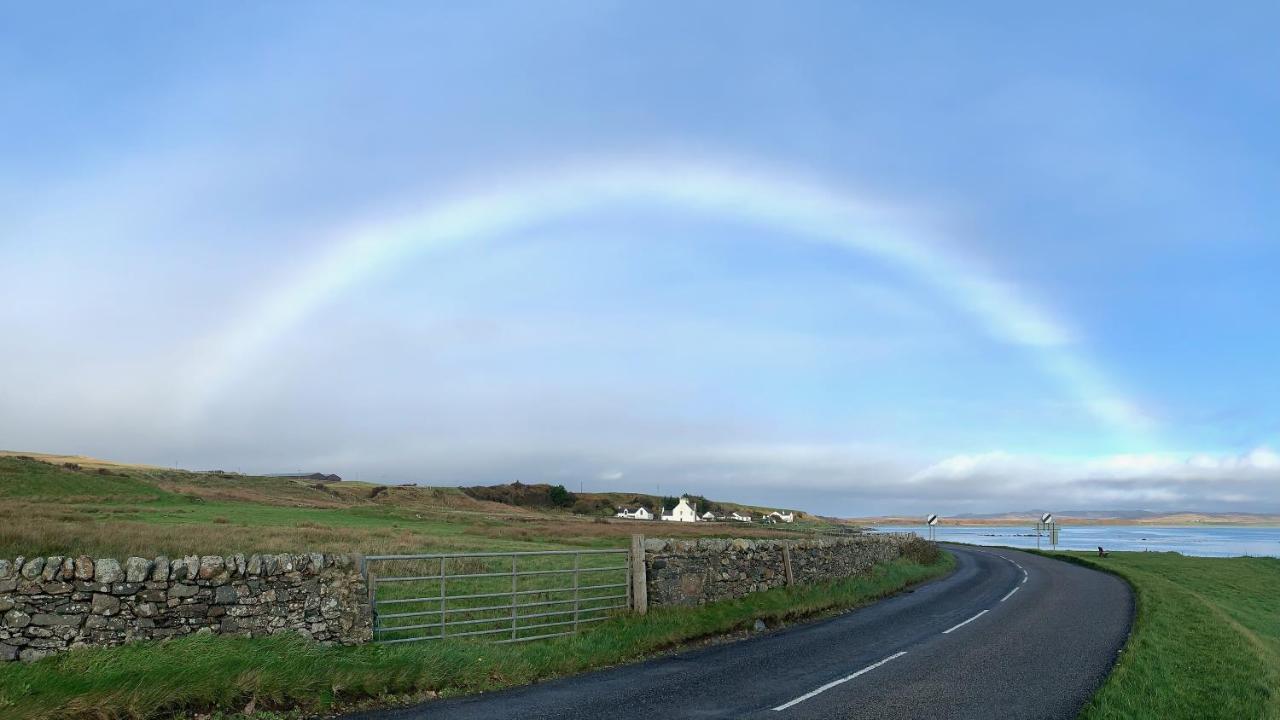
363;548;632;644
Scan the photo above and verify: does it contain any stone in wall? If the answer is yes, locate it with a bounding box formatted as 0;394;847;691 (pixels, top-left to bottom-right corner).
0;552;372;663
644;534;914;607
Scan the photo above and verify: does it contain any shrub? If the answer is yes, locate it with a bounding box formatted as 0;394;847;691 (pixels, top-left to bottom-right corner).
570;497;614;515
899;536;941;565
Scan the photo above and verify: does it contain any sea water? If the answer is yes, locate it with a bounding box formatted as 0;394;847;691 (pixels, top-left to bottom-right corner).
870;524;1280;558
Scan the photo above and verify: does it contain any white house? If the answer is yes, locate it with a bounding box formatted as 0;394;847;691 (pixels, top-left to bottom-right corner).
615;506;653;520
730;511;753;522
661;496;700;522
700;510;716;521
769;511;795;523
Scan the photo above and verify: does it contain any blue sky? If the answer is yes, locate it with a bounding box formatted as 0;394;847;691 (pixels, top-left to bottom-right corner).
2;2;1278;514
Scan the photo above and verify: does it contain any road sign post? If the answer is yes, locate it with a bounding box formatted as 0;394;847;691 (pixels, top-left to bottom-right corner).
926;514;939;541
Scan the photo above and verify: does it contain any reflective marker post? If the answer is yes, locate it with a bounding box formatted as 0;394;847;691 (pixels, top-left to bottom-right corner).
1036;513;1057;550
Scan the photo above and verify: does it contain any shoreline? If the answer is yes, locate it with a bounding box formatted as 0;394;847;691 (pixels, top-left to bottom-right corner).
847;519;1280;528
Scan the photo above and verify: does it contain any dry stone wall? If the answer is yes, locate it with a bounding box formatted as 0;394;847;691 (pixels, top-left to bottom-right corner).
644;534;913;607
0;553;371;663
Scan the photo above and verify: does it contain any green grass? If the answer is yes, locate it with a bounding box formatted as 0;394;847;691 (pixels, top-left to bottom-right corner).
1045;551;1280;720
0;459;173;501
0;553;952;719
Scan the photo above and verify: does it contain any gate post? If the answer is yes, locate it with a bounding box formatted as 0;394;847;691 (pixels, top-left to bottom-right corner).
630;534;648;615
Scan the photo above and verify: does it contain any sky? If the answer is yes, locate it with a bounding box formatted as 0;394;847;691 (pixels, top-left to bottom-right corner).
2;2;1279;516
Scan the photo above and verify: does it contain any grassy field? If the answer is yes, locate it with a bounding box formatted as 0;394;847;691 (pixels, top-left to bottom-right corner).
0;552;953;719
0;454;842;559
1046;550;1280;720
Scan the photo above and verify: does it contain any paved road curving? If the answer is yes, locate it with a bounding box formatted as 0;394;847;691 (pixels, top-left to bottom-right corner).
344;545;1132;720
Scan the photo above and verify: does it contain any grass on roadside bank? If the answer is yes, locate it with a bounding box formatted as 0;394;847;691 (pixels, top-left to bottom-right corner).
0;551;953;720
1043;550;1280;720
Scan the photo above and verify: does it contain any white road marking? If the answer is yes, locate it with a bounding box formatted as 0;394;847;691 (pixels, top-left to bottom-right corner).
772;651;908;711
1001;586;1019;602
942;609;989;634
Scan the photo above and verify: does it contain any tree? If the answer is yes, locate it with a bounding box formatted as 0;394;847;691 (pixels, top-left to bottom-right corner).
683;494;714;513
548;484;576;508
663;493;714;513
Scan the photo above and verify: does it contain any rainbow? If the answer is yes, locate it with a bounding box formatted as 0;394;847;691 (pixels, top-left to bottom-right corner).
182;157;1152;444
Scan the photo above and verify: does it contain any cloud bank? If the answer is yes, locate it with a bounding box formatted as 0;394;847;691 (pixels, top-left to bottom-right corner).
906;448;1280;512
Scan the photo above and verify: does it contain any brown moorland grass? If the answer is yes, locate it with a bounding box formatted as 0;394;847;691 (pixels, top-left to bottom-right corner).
0;455;834;559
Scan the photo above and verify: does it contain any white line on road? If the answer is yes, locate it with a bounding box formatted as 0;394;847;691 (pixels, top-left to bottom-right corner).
772;651;908;711
942;609;989;634
1001;586;1019;602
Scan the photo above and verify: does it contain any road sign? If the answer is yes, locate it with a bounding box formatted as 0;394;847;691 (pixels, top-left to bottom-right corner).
1041;512;1053;524
924;513;939;540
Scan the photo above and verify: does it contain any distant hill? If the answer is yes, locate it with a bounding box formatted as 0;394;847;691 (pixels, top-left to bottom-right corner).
0;450;525;514
261;472;343;483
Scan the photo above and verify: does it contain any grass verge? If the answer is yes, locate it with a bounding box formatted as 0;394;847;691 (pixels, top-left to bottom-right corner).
0;553;952;720
1043;550;1280;720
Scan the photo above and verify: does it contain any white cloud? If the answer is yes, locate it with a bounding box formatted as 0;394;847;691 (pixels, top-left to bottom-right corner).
908;447;1280;511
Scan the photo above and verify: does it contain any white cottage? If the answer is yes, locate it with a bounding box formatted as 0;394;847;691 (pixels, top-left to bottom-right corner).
661;496;700;522
700;510;716;521
730;511;753;522
615;506;654;520
769;511;795;523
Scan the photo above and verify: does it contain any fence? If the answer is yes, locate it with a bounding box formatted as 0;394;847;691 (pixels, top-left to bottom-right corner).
364;548;631;644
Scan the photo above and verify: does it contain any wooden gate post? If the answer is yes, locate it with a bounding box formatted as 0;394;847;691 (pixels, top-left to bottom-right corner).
782;544;795;587
630;534;648;615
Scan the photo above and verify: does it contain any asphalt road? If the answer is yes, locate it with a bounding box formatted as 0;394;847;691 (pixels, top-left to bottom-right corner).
345;545;1132;720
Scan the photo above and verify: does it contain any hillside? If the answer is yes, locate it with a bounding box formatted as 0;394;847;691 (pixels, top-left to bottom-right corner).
0;452;826;559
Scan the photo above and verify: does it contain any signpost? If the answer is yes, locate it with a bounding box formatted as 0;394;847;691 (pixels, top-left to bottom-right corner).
926;513;939;541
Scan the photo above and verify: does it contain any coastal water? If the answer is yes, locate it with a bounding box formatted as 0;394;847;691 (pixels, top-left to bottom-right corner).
870;524;1280;558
